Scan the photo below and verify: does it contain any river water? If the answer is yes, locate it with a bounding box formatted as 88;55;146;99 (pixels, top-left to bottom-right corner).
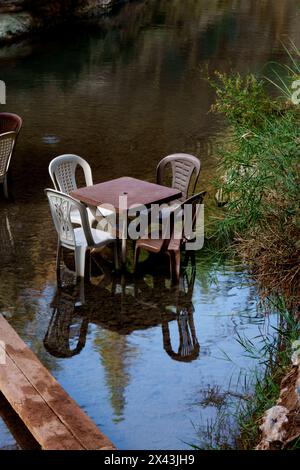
0;0;299;450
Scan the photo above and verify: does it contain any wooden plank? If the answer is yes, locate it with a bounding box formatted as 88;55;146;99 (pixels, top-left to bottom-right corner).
0;316;115;450
0;350;84;450
0;392;41;450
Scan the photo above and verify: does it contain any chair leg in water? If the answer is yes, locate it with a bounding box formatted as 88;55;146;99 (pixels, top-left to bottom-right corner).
169;250;181;282
3;175;8;199
134;246;141;271
56;242;63;278
114;243;120;271
74;245;87;278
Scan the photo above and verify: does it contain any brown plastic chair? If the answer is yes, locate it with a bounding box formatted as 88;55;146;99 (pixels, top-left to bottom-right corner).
0;113;22;134
0;132;17;198
156;153;201;201
134;191;206;282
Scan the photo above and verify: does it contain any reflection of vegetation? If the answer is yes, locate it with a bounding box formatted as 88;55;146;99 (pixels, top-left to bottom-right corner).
0;204;59;372
194;247;258;318
93;330;134;421
192;301;298;450
3;0;299;86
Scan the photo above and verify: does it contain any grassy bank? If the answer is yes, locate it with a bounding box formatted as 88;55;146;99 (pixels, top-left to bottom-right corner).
236;303;299;449
207;46;300;449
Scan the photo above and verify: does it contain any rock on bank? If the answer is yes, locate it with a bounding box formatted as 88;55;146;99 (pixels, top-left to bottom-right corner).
0;1;128;43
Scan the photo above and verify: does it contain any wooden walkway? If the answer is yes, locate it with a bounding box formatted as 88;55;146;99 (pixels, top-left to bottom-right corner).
0;315;115;450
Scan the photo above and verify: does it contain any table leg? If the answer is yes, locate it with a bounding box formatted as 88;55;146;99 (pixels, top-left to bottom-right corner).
119;208;127;268
121;237;127;266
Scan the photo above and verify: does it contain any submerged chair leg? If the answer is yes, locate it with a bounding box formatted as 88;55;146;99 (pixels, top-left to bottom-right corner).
114;242;120;271
174;250;181;282
74;245;87;278
169;250;181;283
168;252;174;281
79;278;85;305
134;246;141;272
3;175;8;199
56;242;62;274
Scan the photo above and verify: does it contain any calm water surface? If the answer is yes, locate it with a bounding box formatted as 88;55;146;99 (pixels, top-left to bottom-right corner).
0;0;299;450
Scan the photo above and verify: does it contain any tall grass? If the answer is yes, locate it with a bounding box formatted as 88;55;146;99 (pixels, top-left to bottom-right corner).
209;49;300;311
204;46;300;449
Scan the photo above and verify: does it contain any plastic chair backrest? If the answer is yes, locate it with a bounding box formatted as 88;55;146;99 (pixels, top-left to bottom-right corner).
45;189;94;248
48;154;93;195
156;153;201;200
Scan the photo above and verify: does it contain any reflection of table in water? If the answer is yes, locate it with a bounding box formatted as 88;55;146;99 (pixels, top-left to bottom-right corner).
44;255;200;362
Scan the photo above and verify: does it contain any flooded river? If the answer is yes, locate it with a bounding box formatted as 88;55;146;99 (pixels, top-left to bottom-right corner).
0;0;299;450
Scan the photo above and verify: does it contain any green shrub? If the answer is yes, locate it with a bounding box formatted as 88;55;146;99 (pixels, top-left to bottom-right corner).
209;55;300;310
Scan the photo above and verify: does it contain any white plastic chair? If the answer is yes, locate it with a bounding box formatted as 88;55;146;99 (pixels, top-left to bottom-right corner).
48;154;112;226
0;131;17;198
45;189;119;278
49;154;93;195
48;154;96;226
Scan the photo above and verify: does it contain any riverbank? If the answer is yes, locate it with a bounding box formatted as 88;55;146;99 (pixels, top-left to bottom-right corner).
209;50;300;449
0;0;132;44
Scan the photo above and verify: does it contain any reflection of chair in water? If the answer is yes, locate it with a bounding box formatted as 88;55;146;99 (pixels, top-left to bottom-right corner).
96;253;200;362
162;307;199;362
44;284;88;358
44;254;199;362
161;253;200;362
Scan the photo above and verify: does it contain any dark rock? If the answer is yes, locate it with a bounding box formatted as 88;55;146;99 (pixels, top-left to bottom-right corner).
0;0;129;44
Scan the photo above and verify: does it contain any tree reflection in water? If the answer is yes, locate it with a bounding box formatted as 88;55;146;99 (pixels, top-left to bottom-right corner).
44;253;199;362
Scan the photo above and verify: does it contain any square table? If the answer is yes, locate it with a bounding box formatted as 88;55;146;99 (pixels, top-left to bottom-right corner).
71;176;182;266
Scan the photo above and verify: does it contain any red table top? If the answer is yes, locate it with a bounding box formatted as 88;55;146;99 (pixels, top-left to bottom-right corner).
71;176;182;211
